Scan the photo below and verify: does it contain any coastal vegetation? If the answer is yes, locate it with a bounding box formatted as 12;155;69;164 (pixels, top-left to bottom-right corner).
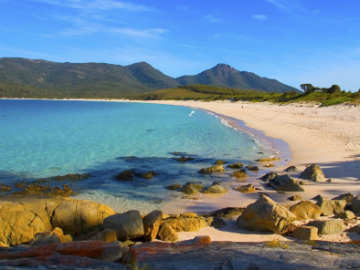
135;84;360;106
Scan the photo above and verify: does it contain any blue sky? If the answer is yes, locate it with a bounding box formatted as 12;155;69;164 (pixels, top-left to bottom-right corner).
0;0;359;90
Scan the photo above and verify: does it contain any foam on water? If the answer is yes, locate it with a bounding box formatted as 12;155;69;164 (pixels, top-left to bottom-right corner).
0;100;272;212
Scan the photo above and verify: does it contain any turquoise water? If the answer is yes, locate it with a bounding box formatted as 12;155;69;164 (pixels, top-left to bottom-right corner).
0;100;265;212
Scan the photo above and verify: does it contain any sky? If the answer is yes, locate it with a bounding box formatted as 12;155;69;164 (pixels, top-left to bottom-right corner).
0;0;359;90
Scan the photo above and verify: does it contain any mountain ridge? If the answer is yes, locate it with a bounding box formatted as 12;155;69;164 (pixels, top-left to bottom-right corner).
0;57;298;98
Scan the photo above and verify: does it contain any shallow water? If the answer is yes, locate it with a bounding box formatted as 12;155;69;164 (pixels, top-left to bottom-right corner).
0;100;269;212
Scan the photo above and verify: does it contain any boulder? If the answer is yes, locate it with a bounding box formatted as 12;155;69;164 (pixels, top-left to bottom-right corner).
181;182;203;195
237;195;296;234
308;220;345;235
227;162;244;169
289;201;321;220
232;169;247;179
314;195;346;216
199;164;224;174
284;166;297;173
160;215;211;233
174;156;194;163
157;223;178;242
234;184;256;193
31;227;72;246
88;229;118;243
269;175;304;192
203;184;228;194
288;195;302;201
260;172;278;182
300;164;326;182
336;210;356;220
209;207;244;220
103;210;144;241
333;193;354;204
143;210;163;241
292;226;318;240
52;199;116;235
351;195;360;216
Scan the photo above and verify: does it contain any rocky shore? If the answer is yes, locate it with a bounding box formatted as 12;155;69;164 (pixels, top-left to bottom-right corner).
0;163;360;269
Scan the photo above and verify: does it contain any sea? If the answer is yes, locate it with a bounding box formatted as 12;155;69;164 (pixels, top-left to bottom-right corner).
0;99;274;213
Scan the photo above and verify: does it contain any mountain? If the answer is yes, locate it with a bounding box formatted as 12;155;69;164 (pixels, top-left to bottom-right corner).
0;58;297;98
176;64;297;93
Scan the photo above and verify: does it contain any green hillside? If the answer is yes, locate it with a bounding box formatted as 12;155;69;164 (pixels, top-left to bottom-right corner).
176;64;298;93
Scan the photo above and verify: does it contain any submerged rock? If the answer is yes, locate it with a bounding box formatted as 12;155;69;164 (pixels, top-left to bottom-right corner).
215;160;225;165
289;201;321;220
203;184;228;194
237;195;296;234
300;164;326;182
103;210;144;241
40;173;90;182
115;169;135;181
174;156;194;162
199;164;225;174
166;183;182;191
232;169;247;179
246;165;259;172
227;162;244;169
181;182;203;195
0;184;11;192
256;157;280;163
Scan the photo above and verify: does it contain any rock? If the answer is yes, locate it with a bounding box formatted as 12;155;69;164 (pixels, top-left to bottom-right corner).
314;195;346;216
227;162;244;169
237;195;296;234
143;210;163;241
234;184;256;193
308;220;345;235
333;193;354;204
246;165;259;172
136;171;158;180
299;164;326;182
166;183;182;191
0;198;115;246
215;160;225;165
40;173;90;182
31;227;72;246
336;210;356;220
88;229;118;243
181;182;203;195
0;184;11;192
289;201;321;220
181;212;198;217
115;169;135;181
292;226;318;240
103;210;144;241
288;195;302;201
210;217;226;228
351;195;360;215
203;184;228;194
269;175;304;192
256;157;280;162
52;199;116;235
157;223;178;242
209;207;244;219
284;166;297;173
263;163;275;168
161;215;211;233
174;156;194;162
348;224;360;233
232;169;247;179
199;164;225;174
260;172;278;182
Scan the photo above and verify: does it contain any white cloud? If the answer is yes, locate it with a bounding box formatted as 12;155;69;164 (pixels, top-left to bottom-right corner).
109;27;168;38
30;0;154;12
252;14;268;21
204;14;222;24
265;0;289;10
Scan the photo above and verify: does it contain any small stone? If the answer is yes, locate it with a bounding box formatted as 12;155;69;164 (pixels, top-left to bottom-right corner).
300;164;326;182
232;169;247;179
203;184;228;194
246;165;259;172
284;166;297;173
181;182;203;195
234;184;257;193
199;164;225;174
